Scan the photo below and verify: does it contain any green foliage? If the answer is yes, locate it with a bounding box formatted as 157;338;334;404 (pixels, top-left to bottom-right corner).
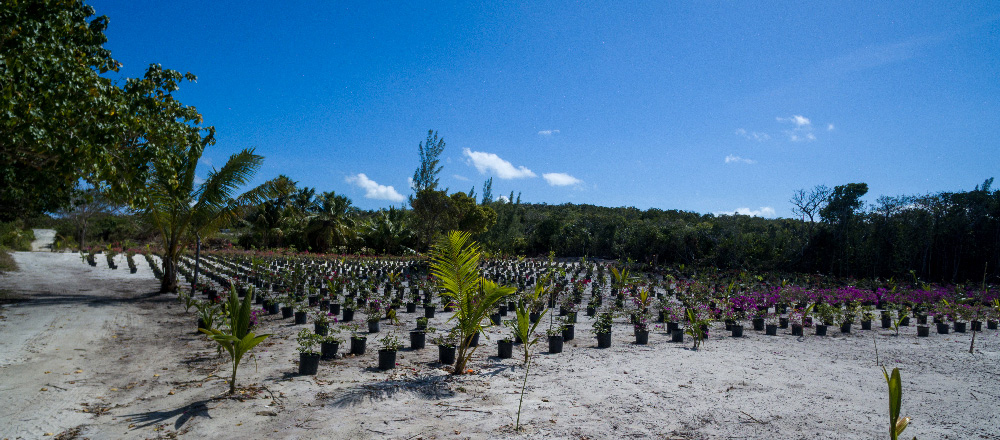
296;328;321;355
411;130;445;193
881;366;916;440
512;302;545;431
141;143;278;292
195;301;220;331
200;286;270;394
429;231;514;374
1;1;216;219
0;221;34;251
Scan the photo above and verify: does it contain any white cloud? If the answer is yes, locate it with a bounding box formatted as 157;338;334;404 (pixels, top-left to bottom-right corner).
193;176;205;185
452;174;470;181
717;206;776;218
542;172;582;186
827;123;835;131
345;173;406;202
777;115;811;127
406;176;414;189
538;129;560;136
735;128;770;142
495;195;510;202
462;148;536;179
724;154;756;165
777;115;816;142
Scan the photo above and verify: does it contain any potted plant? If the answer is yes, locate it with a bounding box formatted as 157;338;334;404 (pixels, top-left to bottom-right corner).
297;329;321;375
314;311;335;336
321;334;343;360
860;304;875;330
546;326;565;353
280;295;295;319
345;323;366;355
377;332;403;370
294;303;309;325
560;316;575;342
342;298;356;323
764;311;779;336
433;329;458;365
814;303;838;336
416;316;429;330
410;325;430;350
593;312;613;348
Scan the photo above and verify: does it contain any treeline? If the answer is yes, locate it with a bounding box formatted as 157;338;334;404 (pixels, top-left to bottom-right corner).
478;179;1000;283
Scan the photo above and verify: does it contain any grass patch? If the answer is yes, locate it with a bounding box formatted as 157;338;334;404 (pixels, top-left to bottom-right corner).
0;247;17;273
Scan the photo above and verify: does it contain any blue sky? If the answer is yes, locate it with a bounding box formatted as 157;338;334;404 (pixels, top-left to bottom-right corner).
92;1;1000;217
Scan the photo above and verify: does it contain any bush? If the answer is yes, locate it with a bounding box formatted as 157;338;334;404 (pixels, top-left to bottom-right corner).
0;221;34;251
0;247;17;273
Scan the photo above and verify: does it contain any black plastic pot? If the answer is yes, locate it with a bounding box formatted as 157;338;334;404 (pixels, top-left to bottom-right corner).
498;339;513;358
342;308;354;322
752;318;765;331
266;302;280;315
368;320;380;333
596;332;611;348
490;313;501;326
315;323;329;336
350;336;367;355
281;307;294;319
321;341;339;360
406;303;417;313
330;303;341;315
988;320;998;330
424;306;436;319
666;321;679;333
498;305;507;317
765;324;778;336
294;311;308;325
529;312;540;324
779;317;789;329
299;352;320;375
861;320;872;330
308;295;318;307
586;306;596;317
562;324;575;341
954;321;967;333
410;330;426;350
548;335;565;353
730;325;744;338
438;344;456;365
671;329;684;342
634;329;649;344
319;299;330;310
378;349;397;370
917;314;927;325
917;325;929;337
881;317;891;329
971;321;982;332
791;324;803;336
815;324;827;336
840;322;851;333
936;322;950;334
466;332;481;348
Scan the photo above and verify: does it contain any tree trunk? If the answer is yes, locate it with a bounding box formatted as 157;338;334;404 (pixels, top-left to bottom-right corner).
161;256;178;293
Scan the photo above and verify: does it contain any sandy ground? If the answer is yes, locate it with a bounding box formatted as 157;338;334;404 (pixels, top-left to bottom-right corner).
1;234;999;439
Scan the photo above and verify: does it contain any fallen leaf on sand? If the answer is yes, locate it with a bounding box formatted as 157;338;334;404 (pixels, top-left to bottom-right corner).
40;388;48;391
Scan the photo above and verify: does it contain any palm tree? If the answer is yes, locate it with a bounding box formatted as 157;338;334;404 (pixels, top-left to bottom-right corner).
141;140;277;292
363;207;415;255
304;191;357;253
429;231;514;374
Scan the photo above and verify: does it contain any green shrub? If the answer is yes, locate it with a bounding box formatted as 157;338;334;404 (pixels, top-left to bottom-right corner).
0;221;33;251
